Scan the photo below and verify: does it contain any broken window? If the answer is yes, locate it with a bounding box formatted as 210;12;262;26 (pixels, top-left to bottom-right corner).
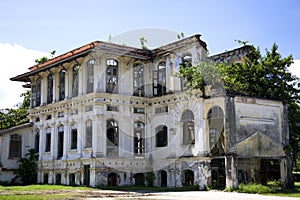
72;64;79;97
134;121;145;156
133;63;144;96
45;127;51;152
180;54;192;90
71;124;77;150
59;69;66;101
156;125;168;147
153;62;166;96
57;125;64;159
9;134;22;158
208;106;225;156
106;119;119;156
87;59;94;93
47;73;53;104
85;120;92;148
34;129;40;153
181;110;195;145
106;59;118;94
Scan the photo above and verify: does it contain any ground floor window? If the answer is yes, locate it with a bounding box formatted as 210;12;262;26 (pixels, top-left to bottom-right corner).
182;169;194;186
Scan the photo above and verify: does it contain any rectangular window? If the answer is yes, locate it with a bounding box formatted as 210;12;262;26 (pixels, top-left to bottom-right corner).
45;133;51;152
34;132;40;153
85;120;92;148
9;134;22;158
71;129;77;149
46;115;52;120
87;60;94;93
134;107;145;114
155;106;168;114
107;105;119;112
58;111;64;118
85;105;93;112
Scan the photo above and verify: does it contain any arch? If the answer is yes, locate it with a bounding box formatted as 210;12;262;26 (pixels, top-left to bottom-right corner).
182;169;194;186
181;109;195;145
106;59;118;94
108;172;117;186
134;173;145;186
134;121;145;155
159;170;167;187
59;69;66;101
207;106;225;156
156;125;168;147
86;59;94;93
106;119;119;156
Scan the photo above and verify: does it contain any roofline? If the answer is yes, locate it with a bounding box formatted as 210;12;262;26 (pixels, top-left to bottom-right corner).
0;122;33;135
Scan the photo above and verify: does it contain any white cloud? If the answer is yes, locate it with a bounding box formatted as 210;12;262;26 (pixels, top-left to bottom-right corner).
0;43;47;108
289;60;300;79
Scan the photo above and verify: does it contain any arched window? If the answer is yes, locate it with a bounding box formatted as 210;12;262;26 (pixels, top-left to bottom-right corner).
156;125;168;147
182;169;194;186
106;59;118;94
47;73;53;103
36;77;41;106
72;64;79;97
180;54;192;90
134;121;145;155
59;69;66;101
57;125;64;159
87;59;94;93
106;119;119;156
181;110;195;145
153;62;166;96
85;120;93;148
207;106;225;156
71;124;77;150
34;129;40;153
108;173;117;186
133;63;144;96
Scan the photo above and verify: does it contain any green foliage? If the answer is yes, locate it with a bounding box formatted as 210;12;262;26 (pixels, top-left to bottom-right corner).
288;102;300;171
16;149;38;185
237;183;273;194
34;50;56;64
146;171;155;187
0;91;30;130
139;36;148;50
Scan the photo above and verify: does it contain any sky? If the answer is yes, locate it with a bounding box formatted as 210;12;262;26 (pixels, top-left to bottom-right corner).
0;0;299;108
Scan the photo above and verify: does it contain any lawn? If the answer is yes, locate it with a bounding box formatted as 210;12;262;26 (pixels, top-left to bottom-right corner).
265;182;300;198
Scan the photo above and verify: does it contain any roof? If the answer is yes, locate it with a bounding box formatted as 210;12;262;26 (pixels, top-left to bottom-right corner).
210;45;253;63
10;34;207;83
0;122;33;135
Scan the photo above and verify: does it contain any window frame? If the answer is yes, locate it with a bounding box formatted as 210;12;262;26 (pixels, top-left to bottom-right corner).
106;59;118;94
156;125;168;147
9;134;22;158
86;59;94;93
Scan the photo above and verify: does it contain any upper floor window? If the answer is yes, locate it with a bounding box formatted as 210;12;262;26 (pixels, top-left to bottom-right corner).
156;125;168;147
106;119;119;156
72;65;79;97
85;120;93;148
70;124;77;150
106;59;118;94
9;134;22;158
181;110;195;145
34;129;40;153
133;63;144;96
153;62;166;96
31;78;41;108
47;73;53;104
87;59;94;93
180;54;192;90
45;127;51;152
59;69;66;101
57;125;64;158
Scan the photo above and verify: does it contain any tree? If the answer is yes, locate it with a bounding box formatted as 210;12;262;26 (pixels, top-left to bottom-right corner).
16;148;38;185
0;90;30;130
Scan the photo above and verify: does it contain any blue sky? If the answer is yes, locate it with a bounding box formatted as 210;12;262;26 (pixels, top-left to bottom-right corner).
0;0;299;108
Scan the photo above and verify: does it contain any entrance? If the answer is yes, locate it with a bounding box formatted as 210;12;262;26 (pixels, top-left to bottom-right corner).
211;158;225;189
83;165;90;186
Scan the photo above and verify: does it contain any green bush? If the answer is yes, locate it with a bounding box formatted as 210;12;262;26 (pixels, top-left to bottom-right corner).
237;183;273;194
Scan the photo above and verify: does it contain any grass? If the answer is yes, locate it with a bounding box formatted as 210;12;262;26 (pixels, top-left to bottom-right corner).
0;184;93;191
98;185;200;191
265;182;300;198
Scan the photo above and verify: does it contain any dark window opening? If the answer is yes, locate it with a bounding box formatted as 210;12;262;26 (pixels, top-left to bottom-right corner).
182;169;194;186
85;120;92;148
57;125;64;159
106;119;119;156
87;59;94;93
72;64;79;97
134;121;145;156
133;63;144;96
107;105;119;112
59;69;66;101
34;130;39;153
156;125;168;147
56;174;61;185
71;125;77;150
159;170;167;187
134;173;145;186
153;62;166;96
47;73;53;104
9;134;22;158
36;78;41;106
45;128;51;152
106;59;118;94
43;174;49;184
69;173;75;185
108;173;117;186
46;115;52;120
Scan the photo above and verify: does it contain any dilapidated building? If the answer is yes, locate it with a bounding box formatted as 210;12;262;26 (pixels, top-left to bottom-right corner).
0;34;292;189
